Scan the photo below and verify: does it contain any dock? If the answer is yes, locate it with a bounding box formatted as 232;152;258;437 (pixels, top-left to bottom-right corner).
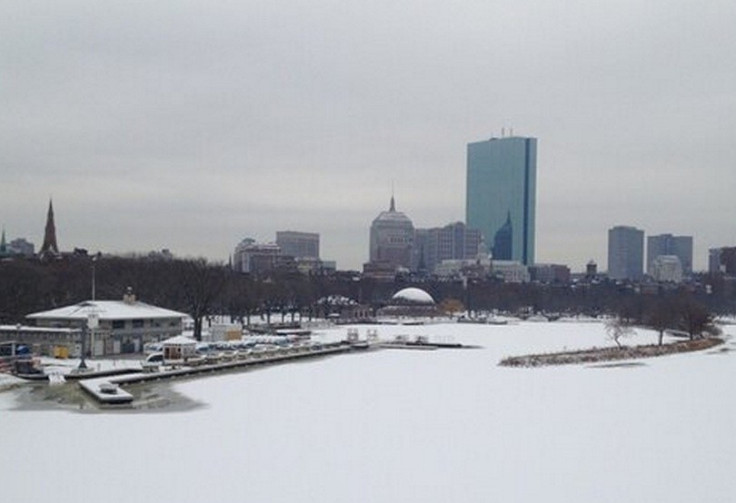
78;341;364;405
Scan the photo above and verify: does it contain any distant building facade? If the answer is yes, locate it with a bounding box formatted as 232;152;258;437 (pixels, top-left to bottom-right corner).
466;136;537;265
413;222;482;274
13;238;35;257
529;263;571;284
276;231;320;260
434;256;492;279
608;226;644;280
368;196;414;271
709;247;736;274
651;255;683;283
647;234;693;275
492;260;530;283
233;238;282;275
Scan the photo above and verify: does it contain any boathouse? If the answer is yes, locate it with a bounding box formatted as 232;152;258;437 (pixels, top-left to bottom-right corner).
23;290;188;356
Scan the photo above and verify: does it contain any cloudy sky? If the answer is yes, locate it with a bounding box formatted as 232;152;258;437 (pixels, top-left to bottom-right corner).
2;0;735;271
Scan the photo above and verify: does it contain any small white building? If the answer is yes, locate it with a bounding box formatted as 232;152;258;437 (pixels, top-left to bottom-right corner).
161;335;197;362
24;291;188;356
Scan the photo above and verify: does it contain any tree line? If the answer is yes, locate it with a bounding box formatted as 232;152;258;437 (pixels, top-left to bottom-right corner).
0;255;733;340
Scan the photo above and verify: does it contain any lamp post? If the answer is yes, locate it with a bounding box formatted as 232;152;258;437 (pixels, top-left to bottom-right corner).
78;323;88;370
91;256;97;301
77;313;98;371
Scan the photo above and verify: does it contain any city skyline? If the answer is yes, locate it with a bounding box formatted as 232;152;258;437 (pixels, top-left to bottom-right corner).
2;1;735;271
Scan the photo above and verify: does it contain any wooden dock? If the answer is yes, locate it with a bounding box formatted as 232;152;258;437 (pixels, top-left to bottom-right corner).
78;341;364;405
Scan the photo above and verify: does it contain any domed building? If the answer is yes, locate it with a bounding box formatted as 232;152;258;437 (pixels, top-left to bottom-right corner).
369;196;414;270
377;287;439;318
392;287;435;304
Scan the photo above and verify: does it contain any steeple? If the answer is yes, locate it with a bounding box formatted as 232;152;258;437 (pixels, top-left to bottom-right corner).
39;199;60;259
0;228;7;255
389;195;396;212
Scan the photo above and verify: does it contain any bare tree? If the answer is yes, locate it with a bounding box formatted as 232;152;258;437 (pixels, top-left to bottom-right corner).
644;297;677;345
677;296;714;340
175;259;227;341
605;317;634;348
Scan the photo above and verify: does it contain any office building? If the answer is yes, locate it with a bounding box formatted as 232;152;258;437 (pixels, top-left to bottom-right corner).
608;226;644;280
368;196;414;270
466;136;537;265
413;222;483;274
709;247;736;274
232;238;282;275
647;234;693;275
276;231;320;259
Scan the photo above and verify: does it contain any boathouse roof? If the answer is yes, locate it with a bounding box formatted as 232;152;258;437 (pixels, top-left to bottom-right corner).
26;300;187;321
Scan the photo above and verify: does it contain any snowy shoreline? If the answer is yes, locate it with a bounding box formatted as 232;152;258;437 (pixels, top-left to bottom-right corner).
499;336;725;367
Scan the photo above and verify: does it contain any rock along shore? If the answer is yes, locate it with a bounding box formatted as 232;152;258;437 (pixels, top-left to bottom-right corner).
499;337;725;368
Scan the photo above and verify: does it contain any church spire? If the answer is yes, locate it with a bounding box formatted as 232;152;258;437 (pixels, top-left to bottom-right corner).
389;195;396;212
40;199;60;259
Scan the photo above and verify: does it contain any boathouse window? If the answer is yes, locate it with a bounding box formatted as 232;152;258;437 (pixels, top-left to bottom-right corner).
132;319;144;329
112;320;125;329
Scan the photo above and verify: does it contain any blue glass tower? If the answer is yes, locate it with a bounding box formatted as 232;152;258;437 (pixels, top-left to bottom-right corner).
466;136;537;265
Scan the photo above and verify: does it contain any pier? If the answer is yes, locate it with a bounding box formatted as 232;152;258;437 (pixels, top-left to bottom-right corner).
78;341;364;405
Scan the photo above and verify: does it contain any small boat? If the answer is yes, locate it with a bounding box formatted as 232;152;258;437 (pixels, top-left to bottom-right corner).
99;382;120;395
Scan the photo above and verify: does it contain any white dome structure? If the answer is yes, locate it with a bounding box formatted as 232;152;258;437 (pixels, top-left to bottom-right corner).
392;287;435;305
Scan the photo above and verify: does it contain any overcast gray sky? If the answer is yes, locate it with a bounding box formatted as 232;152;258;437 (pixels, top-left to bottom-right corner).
2;0;735;271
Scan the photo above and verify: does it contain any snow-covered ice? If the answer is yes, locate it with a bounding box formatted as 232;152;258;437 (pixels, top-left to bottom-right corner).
1;321;735;502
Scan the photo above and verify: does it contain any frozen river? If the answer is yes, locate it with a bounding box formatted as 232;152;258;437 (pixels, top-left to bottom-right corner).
2;321;735;502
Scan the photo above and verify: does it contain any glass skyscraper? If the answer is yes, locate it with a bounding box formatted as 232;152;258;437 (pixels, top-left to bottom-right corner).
466;136;537;265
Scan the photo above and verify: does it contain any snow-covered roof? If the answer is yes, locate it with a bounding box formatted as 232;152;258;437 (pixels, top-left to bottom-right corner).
391;288;435;304
161;335;197;346
26;301;188;321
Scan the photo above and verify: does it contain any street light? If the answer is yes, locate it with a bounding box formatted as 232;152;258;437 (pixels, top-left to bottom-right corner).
91;255;97;301
78;313;98;371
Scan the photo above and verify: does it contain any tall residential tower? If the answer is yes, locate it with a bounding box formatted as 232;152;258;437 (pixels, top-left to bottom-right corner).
608;226;644;280
466;136;537;265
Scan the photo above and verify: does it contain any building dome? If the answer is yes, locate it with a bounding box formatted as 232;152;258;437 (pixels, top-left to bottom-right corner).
392;287;435;304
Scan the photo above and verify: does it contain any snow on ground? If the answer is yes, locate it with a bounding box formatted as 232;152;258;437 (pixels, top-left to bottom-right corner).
1;321;735;503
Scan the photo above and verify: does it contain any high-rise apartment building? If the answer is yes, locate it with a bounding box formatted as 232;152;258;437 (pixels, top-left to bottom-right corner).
466;136;537;265
276;231;320;259
647;234;693;275
607;226;644;280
